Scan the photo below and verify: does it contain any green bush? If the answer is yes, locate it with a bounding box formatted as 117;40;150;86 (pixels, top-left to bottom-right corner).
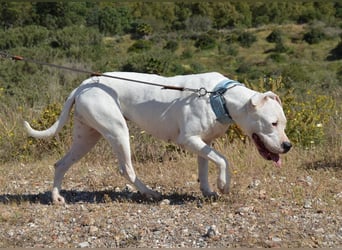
131;22;153;39
128;40;152;52
51;25;102;50
185;15;211;32
268;53;286;63
0;102;72;162
237;31;257;48
303;28;326;44
266;29;283;43
274;41;288;53
121;50;174;74
24;103;72;158
164;40;179;52
194;34;216;50
0;25;49;49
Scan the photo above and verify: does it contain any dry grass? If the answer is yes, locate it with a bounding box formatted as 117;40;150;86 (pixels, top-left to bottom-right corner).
0;134;341;247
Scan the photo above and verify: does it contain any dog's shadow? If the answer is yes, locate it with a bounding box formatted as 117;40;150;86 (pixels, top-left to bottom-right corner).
0;190;199;206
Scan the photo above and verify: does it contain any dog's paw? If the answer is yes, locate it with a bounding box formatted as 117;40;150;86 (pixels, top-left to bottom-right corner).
142;190;162;201
217;177;230;194
201;189;218;198
202;191;220;200
52;194;66;205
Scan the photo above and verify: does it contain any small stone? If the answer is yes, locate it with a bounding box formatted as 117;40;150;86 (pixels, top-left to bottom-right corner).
305;176;313;185
197;200;203;208
160;199;171;206
205;225;220;238
81;216;95;226
236;206;254;215
315;228;325;234
272;236;282;243
89;226;98;234
78;242;90;248
334;192;342;199
258;189;267;199
248;179;261;189
124;184;135;193
304;200;312;209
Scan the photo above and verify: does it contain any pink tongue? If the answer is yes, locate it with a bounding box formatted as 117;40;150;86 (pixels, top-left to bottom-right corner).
273;157;282;167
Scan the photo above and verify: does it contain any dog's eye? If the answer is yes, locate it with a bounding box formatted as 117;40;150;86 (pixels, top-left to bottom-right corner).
272;122;278;127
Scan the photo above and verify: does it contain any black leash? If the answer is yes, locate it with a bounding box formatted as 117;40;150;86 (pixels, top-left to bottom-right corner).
0;51;211;96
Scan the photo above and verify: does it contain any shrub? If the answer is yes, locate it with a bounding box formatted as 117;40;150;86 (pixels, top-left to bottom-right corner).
268;53;286;63
181;48;193;59
185;15;212;32
164;40;179;52
51;25;102;50
303;28;326;44
0;102;72;162
0;25;49;49
274;41;288;53
237;31;257;48
131;22;153;39
24;103;72;157
194;34;216;50
327;41;342;60
121;50;174;74
218;43;239;56
266;29;283;43
97;6;132;35
128;40;152;52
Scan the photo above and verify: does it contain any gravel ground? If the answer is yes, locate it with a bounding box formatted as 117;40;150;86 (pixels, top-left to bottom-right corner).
0;156;341;248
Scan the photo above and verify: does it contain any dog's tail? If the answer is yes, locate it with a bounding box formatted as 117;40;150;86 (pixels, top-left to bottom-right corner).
24;87;78;139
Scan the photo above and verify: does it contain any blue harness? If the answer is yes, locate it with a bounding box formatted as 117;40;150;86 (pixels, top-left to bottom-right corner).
210;79;244;124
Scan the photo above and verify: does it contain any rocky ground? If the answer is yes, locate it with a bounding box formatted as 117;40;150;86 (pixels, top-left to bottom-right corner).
0;150;341;248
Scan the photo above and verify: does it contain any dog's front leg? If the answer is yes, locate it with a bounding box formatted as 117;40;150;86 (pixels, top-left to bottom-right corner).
198;155;218;197
180;136;231;195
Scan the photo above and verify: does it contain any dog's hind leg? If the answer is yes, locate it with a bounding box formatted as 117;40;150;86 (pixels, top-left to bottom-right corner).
52;119;101;204
103;127;161;200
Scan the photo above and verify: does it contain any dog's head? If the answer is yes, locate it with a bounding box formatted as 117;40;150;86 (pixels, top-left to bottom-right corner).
240;91;292;167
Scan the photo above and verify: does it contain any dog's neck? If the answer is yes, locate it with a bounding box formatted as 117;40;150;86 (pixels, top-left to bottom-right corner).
223;85;256;124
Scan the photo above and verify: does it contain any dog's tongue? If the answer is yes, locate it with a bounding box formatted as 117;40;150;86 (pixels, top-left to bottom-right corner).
271;154;282;167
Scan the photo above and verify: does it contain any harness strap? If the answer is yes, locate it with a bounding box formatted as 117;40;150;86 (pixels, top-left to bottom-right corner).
210;79;244;124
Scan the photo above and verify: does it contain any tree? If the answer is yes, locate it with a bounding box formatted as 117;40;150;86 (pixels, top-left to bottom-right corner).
0;2;35;28
98;6;131;35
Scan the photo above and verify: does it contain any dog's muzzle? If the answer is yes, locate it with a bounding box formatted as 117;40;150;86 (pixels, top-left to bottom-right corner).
252;133;292;167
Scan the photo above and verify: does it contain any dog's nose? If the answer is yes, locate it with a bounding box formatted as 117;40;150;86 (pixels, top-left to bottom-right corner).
282;141;292;153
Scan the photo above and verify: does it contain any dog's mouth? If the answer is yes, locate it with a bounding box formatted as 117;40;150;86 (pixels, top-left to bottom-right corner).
252;133;281;167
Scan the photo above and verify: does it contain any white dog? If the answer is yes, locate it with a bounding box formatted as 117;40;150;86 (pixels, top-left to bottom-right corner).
24;72;291;204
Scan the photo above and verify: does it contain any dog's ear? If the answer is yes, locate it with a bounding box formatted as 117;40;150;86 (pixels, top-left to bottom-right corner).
250;92;282;109
264;91;282;106
250;93;266;108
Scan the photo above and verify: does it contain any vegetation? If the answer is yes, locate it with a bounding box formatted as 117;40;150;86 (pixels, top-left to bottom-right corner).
0;4;341;248
0;2;341;163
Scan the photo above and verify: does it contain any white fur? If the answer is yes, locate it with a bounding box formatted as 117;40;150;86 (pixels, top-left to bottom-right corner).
24;72;291;204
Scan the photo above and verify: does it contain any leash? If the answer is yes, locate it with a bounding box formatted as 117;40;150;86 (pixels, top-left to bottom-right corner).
0;51;211;97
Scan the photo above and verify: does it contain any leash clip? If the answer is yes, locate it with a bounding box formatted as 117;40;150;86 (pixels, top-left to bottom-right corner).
197;87;209;97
